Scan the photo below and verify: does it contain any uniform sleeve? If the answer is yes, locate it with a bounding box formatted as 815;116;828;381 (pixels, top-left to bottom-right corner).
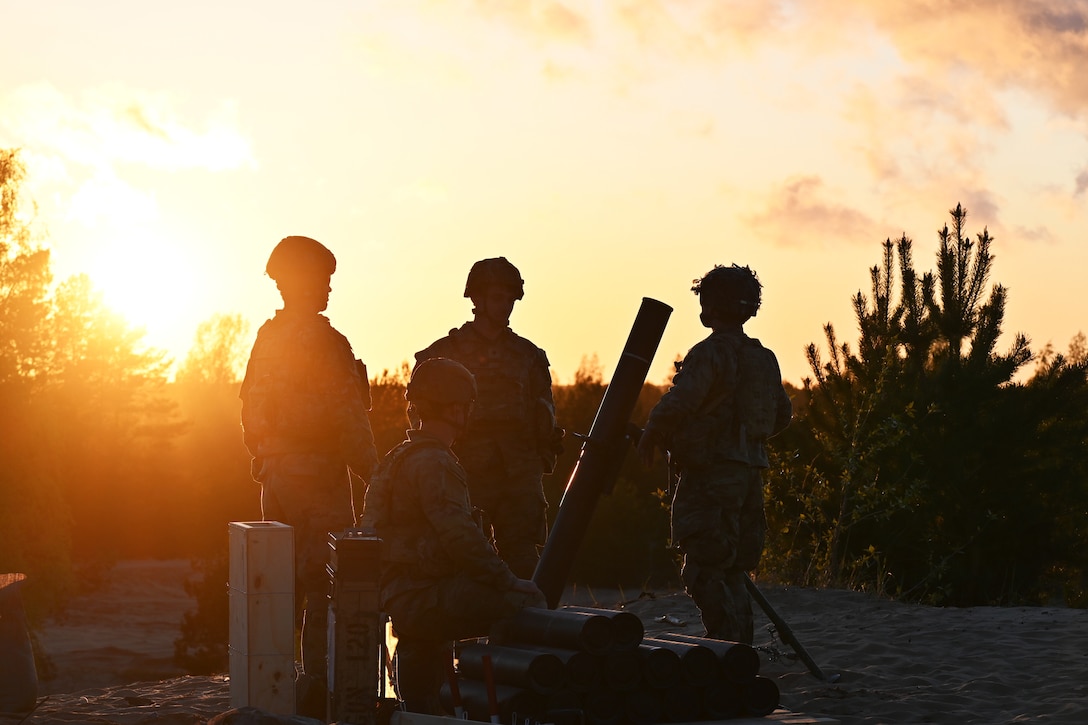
342;405;379;481
532;347;556;413
239;327;272;462
644;339;732;439
768;351;793;437
411;453;519;589
336;347;379;481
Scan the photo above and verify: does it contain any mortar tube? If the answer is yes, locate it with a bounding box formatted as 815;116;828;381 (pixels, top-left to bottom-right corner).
623;688;665;725
561;606;645;653
533;298;672;608
458;642;567;695
602;650;642;692
640;637;719;688
637;644;682;689
497;606;615;655
742;674;781;717
658;682;702;723
520;645;603;693
701;680;743;720
653;631;760;682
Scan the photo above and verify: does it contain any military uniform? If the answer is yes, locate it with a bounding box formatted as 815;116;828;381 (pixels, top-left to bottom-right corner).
239;307;378;680
414;322;558;578
643;324;791;643
361;429;535;714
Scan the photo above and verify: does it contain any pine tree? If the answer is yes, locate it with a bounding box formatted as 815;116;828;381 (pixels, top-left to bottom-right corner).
767;204;1088;604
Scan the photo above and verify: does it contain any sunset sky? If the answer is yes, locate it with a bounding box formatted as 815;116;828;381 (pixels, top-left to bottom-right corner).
3;1;1086;386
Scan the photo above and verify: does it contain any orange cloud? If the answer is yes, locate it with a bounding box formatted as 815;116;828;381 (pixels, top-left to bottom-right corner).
3;83;255;172
612;0;787;59
828;0;1088;116
470;0;592;43
744;175;881;247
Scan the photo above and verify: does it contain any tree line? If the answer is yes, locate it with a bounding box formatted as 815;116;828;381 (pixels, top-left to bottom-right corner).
2;149;1086;676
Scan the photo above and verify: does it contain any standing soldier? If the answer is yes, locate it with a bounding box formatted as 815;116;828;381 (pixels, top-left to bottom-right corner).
414;258;561;579
637;264;792;644
239;235;379;716
361;358;546;714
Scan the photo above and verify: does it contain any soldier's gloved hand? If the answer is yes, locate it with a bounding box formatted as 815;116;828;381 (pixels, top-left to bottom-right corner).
550;427;566;455
636;429;660;468
504;578;547;610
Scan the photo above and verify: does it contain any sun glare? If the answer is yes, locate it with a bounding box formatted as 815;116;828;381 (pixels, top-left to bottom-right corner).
86;232;202;358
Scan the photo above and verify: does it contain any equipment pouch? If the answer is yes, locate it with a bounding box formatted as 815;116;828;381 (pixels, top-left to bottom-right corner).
535;397;563;474
667;413;720;469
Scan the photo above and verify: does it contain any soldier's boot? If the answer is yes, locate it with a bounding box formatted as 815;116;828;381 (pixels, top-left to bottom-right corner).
395;639;450;715
296;672;327;721
723;570;754;645
701;575;755;645
684;560;727;638
298;591;330;720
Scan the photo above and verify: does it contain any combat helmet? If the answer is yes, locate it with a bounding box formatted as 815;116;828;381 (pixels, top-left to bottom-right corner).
692;264;762;317
406;358;478;406
265;236;337;283
464;257;524;300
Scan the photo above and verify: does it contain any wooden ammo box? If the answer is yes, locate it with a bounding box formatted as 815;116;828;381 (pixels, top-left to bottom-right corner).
228;521;295;714
327;529;385;725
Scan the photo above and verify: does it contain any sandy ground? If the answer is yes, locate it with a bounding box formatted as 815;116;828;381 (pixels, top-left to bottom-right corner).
14;560;1088;724
33;559;196;695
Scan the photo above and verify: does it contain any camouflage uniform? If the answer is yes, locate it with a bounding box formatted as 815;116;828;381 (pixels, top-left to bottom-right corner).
361;429;534;714
239;307;379;681
414;322;558;578
643;324;791;644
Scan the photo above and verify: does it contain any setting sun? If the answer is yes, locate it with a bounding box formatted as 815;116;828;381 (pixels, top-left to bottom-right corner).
84;231;202;357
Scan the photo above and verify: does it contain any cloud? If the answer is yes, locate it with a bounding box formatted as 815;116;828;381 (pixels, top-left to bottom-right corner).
354;1;594;87
840;70;1012;195
827;0;1088;117
1;82;256;173
68;170;160;228
470;0;592;43
744;175;881;247
385;0;791;92
1013;224;1057;245
1075;168;1088;197
0;82;258;255
412;0;1088;123
612;0;788;57
955;190;1001;229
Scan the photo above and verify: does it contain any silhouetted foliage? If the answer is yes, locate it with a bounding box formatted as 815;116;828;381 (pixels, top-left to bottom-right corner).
176;313;250;385
0;150;73;620
39;275;184;562
368;363;412;458
764;205;1088;605
0;150;185;625
0;149;51;388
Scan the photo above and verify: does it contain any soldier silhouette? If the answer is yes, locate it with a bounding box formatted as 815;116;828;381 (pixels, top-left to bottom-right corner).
413;258;562;579
239;235;378;716
638;264;792;644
